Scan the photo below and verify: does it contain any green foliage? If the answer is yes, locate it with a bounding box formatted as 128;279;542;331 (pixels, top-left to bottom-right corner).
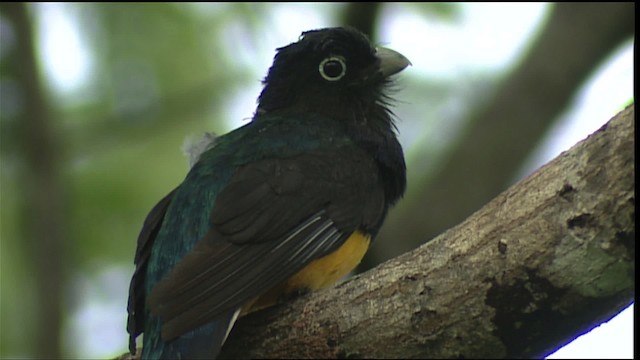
0;3;259;357
0;2;633;358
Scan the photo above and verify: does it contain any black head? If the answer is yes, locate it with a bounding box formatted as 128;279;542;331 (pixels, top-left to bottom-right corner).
256;27;410;127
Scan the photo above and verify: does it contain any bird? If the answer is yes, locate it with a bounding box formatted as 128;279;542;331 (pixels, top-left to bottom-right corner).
126;26;410;359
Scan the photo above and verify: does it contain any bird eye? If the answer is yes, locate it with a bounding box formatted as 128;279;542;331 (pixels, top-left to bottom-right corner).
319;56;346;81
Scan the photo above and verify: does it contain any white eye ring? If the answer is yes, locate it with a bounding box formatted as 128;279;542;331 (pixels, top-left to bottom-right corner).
319;56;347;81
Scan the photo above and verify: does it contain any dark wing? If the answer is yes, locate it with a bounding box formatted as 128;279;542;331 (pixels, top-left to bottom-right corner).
126;189;176;354
148;147;386;341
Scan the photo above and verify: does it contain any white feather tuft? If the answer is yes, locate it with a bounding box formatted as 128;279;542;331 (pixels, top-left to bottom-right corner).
182;132;219;168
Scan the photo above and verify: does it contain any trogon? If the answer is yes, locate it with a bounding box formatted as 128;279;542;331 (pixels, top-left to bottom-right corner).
127;26;410;359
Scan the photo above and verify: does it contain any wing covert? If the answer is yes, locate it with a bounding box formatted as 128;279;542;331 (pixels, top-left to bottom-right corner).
147;147;386;341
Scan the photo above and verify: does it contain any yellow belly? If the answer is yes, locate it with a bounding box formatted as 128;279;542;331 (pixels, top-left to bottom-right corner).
285;230;371;290
244;231;371;314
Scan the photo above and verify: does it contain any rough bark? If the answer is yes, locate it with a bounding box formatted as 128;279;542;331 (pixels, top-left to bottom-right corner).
368;2;636;267
219;104;635;358
118;105;633;359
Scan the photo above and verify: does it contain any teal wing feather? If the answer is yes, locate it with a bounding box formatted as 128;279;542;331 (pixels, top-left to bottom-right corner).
130;114;386;359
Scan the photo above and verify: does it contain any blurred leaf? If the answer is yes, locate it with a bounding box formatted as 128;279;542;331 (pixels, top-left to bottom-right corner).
0;3;633;358
407;2;462;22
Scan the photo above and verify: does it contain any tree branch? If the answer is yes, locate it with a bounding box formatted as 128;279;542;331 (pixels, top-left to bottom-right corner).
220;104;634;358
368;2;635;266
118;104;633;359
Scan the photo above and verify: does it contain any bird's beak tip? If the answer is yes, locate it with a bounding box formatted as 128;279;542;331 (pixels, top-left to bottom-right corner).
375;46;411;78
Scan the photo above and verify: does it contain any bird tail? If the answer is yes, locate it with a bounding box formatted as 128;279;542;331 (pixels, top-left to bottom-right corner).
141;309;241;360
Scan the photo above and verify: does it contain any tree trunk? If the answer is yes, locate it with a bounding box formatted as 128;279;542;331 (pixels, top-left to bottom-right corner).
1;3;68;358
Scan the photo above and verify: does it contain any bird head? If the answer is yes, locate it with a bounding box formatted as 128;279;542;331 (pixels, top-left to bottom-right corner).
256;27;410;126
